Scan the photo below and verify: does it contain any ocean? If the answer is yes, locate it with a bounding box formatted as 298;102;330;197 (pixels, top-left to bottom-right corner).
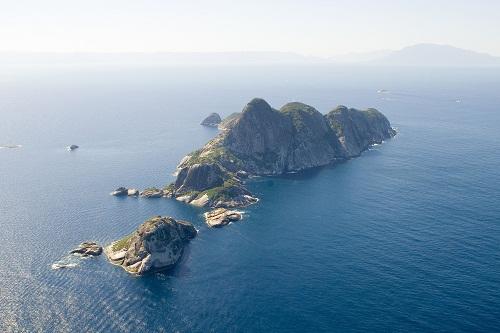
1;64;499;332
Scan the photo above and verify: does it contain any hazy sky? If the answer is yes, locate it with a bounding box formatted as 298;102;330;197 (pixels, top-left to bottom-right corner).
1;0;499;56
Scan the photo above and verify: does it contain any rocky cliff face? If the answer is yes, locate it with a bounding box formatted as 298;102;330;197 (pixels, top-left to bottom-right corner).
166;98;396;208
325;105;396;157
279;102;344;171
218;112;242;130
222;98;294;173
174;163;225;193
105;216;197;275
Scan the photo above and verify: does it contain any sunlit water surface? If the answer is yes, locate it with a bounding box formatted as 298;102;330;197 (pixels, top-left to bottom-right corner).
1;65;499;332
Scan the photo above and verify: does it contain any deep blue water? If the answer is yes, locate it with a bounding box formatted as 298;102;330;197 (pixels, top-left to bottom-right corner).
1;64;500;332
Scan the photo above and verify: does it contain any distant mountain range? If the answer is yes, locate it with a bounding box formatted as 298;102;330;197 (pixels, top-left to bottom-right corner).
0;51;315;66
1;44;499;66
368;43;500;66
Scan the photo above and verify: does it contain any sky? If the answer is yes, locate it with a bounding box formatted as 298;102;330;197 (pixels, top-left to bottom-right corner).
1;0;499;56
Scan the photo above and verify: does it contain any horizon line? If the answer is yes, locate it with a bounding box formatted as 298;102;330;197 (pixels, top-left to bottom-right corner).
0;43;499;58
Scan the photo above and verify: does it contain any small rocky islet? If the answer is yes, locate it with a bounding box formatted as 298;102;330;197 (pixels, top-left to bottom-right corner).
70;242;103;256
57;217;197;275
200;112;222;127
204;208;242;228
105;216;197;275
51;242;103;270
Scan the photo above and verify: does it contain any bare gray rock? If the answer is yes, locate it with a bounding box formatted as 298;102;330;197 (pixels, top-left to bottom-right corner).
201;113;222;127
106;216;197;275
127;188;139;196
174;163;224;194
110;187;128;196
70;242;103;256
204;208;242;228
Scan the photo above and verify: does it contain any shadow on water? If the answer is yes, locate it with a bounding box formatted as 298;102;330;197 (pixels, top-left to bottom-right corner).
249;158;350;184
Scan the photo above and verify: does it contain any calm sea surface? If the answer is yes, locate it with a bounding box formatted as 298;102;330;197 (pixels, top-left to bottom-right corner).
1;64;499;332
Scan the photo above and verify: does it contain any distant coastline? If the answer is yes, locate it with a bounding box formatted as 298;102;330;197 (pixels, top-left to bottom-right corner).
2;44;499;67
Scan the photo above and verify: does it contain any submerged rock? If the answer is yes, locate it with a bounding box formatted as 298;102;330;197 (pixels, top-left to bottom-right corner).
105;216;197;275
204;208;242;228
201;113;222;127
70;242;103;256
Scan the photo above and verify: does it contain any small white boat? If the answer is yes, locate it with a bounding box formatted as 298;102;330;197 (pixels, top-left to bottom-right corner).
67;144;79;151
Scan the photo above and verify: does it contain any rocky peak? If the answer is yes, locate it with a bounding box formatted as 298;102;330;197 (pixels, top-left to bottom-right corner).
223;98;293;158
242;98;274;114
279;102;343;170
280;102;330;133
332;105;349;113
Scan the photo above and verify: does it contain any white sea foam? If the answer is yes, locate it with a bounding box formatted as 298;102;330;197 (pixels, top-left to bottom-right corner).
51;262;78;270
51;253;85;270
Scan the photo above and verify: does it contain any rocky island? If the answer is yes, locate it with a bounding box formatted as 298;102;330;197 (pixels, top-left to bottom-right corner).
204;208;243;228
70;242;103;256
105;216;197;275
164;98;396;210
201;112;222;127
